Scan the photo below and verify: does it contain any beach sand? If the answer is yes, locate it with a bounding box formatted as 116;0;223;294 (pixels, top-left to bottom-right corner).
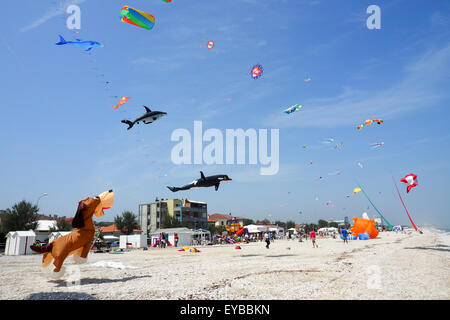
0;228;448;300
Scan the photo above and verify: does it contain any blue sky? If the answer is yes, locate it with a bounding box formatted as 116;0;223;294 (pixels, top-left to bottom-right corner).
1;0;449;228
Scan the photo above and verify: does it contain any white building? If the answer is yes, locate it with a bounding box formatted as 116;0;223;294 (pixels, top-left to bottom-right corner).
119;234;148;249
35;220;58;242
244;224;285;235
5;231;36;255
150;227;211;247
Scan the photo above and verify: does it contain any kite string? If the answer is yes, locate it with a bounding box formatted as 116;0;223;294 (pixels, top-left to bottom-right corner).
391;176;418;231
355;179;393;229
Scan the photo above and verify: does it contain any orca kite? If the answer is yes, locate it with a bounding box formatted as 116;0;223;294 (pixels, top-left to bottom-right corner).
121;106;167;130
167;171;232;192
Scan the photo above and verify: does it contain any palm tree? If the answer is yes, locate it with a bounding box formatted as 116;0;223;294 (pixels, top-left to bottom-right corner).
114;211;139;235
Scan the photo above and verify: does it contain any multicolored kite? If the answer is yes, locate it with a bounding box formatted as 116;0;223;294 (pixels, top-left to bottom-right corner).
112;96;130;109
400;174;418;193
120;6;155;30
357;119;383;130
207;40;214;49
250;64;263;79
284;104;303;114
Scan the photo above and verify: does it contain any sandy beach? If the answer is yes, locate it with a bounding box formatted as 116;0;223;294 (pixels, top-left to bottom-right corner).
0;228;448;300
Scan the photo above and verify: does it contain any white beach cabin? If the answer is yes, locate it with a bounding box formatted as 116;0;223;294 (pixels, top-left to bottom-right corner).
120;234;148;249
5;231;36;255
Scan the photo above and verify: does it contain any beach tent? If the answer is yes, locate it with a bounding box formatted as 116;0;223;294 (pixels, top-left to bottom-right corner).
5;231;36;255
392;225;402;232
48;231;71;243
120;234;147;249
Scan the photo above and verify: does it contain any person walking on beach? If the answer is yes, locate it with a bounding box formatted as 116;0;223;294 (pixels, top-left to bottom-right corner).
174;233;179;247
264;232;270;249
341;229;348;244
310;229;318;248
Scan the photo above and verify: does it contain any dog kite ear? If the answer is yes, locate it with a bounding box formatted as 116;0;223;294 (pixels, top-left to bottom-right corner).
72;202;87;229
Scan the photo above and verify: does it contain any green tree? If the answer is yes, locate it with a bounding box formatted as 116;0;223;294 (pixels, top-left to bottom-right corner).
114;211;139;235
318;219;328;229
285;220;296;229
207;224;226;236
261;219;271;225
2;200;39;233
274;220;286;228
242;218;255;226
161;214;185;229
329;222;338;228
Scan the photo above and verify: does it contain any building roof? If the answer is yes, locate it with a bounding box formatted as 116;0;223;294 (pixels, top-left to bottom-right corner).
209;213;246;221
99;224;142;233
185;199;207;204
7;230;36;237
36;220;57;231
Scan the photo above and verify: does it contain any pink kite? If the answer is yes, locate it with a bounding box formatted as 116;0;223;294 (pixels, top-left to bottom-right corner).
400;174;418;193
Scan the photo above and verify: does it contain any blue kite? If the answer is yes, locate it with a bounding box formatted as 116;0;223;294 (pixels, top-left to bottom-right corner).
56;35;104;51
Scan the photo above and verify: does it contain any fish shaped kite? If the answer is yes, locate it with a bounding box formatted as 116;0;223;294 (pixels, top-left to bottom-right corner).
353;188;362;194
357;119;383;130
112;97;131;109
284;104;303;114
400;174;418;193
120;6;155;30
55;35;103;51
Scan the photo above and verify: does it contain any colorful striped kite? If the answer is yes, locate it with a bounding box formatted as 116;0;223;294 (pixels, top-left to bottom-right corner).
120;6;155;30
284;104;303;114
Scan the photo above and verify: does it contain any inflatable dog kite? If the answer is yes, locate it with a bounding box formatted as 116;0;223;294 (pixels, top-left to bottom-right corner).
30;190;115;279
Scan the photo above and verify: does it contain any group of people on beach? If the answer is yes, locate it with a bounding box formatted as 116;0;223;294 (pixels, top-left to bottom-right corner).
155;232;179;248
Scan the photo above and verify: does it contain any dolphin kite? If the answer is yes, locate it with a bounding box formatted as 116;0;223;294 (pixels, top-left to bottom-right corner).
55;35;104;51
167;171;232;192
121;106;167;130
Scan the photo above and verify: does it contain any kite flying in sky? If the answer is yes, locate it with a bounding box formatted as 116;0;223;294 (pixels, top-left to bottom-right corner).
167;171;232;192
55;35;103;52
371;142;384;148
120;6;155;30
121;106;167;130
353;187;362;194
283;104;303;114
400;174;418;193
357;119;383;130
112;96;130;109
250;64;263;79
